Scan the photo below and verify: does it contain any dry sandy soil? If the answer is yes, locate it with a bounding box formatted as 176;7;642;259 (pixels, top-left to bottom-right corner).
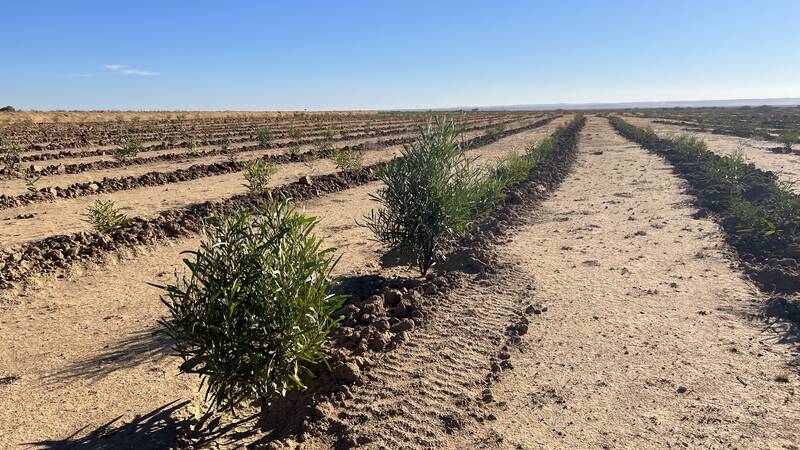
2;115;798;449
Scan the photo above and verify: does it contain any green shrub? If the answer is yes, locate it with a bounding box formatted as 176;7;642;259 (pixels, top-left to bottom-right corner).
219;138;236;162
83;199;132;233
157;201;345;411
778;130;799;152
330;148;364;172
24;172;41;193
365;118;486;275
0;146;22;176
257;127;273;147
185;135;198;150
113;138;142;161
243;158;276;194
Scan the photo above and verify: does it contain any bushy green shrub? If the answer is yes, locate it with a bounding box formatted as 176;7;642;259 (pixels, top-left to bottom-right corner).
242;158;276;194
0;146;22;176
778;130;799;152
83;199;132;233
157;201;345;411
365;118;486;275
257;127;273;147
330;148;364;172
112;138;142;161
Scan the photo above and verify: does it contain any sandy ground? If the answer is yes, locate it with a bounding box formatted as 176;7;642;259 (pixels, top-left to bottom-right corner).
299;117;800;448
626;116;800;193
0;117;563;248
0;120;556;448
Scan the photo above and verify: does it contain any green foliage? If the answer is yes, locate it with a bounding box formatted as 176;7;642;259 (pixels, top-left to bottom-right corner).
83;199;132;234
330;148;364;172
486;122;506;137
242;158;276;194
157;201;345;411
219;138;236;162
778;130;799;151
257;127;274;147
113;138;142;161
185;135;198;150
610;115;800;250
24;172;40;193
365;118;488;275
0;145;22;176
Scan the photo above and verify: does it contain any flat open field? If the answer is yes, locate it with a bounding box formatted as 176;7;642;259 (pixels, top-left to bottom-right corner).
1;108;799;449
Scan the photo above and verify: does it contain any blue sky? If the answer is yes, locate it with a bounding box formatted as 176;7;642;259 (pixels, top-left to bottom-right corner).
2;1;799;110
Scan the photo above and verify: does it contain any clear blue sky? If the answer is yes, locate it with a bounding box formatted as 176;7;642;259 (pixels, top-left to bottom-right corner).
3;0;799;110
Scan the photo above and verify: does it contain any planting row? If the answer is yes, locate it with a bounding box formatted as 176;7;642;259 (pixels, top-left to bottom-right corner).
8;114;440;160
0;116;559;289
6;114;515;174
609;116;800;293
0;116;551;210
628;106;800;145
2;112;509;151
0;112;392;148
159;114;587;430
623;116;800;193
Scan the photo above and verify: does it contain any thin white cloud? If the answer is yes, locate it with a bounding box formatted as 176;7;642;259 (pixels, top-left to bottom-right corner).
104;64;159;76
121;69;158;76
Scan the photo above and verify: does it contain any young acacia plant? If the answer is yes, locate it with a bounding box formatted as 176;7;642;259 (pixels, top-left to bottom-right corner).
185;135;198;150
157;201;345;412
365;117;485;275
113;138;142;161
778;130;799;153
219;137;237;162
288;127;303;156
24;172;41;193
257;127;273;147
331;148;364;172
0;146;22;177
242;158;277;194
83;199;132;234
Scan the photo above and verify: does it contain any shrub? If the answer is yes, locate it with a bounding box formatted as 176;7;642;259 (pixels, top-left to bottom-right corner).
185;135;198;150
83;199;132;233
778;130;799;152
486;123;506;137
330;148;364;172
24;172;40;193
157;201;345;411
257;127;273;147
219;138;236;162
243;158;276;194
0;146;22;176
113;138;142;161
365;118;486;275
